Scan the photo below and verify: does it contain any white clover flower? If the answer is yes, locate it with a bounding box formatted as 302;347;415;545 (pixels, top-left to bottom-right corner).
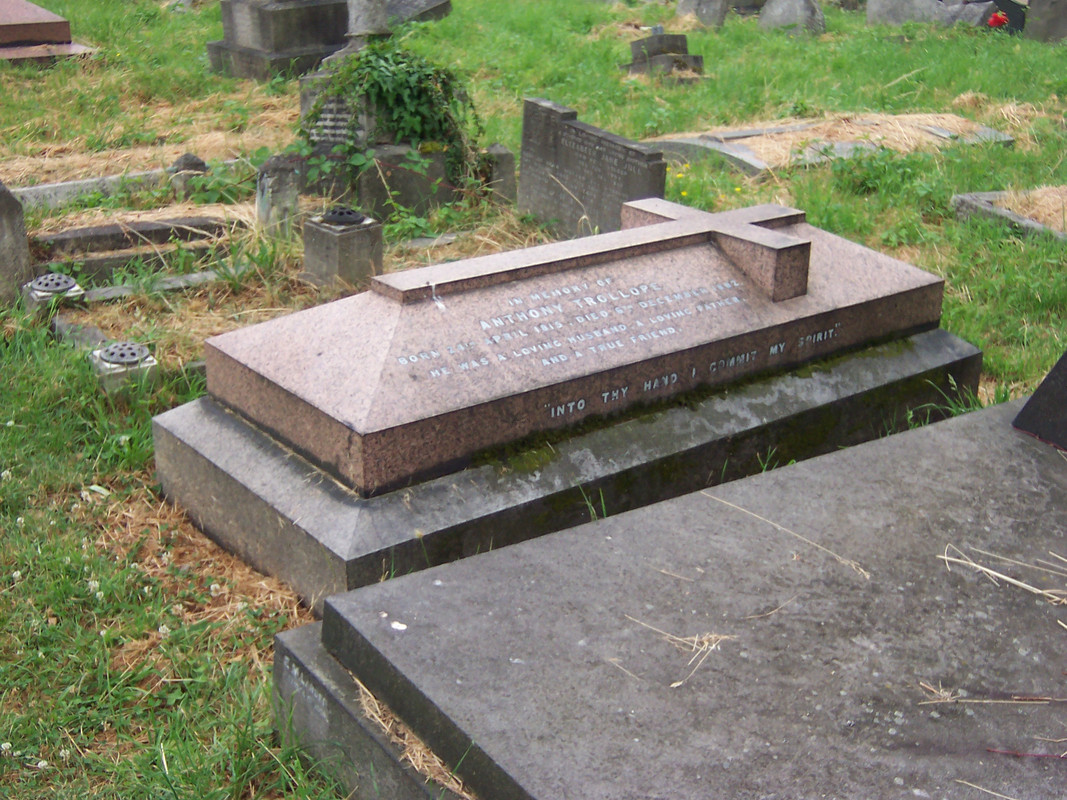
1;469;11;481
209;583;223;597
58;749;70;760
35;759;48;769
15;517;24;527
158;624;171;638
80;490;92;503
0;742;11;754
95;591;104;601
11;571;21;581
87;580;100;592
5;420;13;427
142;586;151;596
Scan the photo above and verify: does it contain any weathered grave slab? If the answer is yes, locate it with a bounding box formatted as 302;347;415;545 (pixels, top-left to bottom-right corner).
156;327;980;610
203;199;943;496
517;98;667;236
0;179;31;305
952;190;1067;242
289;399;1066;800
1013;349;1067;449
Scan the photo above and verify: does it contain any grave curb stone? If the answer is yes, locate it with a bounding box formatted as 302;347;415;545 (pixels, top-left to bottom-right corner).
951;191;1067;242
155;328;980;611
0;179;31;305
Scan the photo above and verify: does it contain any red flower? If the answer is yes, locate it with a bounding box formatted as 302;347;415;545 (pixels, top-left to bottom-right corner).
988;10;1009;27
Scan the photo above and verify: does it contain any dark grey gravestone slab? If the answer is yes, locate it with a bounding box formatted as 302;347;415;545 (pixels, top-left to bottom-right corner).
1013;350;1067;449
156;329;979;611
318;399;1067;800
1026;0;1067;42
0;179;30;305
951;191;1067;242
517;98;666;237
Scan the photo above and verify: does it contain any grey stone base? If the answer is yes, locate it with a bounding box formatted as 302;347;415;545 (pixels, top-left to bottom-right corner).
274;624;452;799
154;329;980;612
952;190;1067;242
207;39;343;81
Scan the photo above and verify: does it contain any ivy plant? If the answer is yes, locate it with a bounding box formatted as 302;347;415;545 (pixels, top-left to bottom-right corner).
300;38;483;187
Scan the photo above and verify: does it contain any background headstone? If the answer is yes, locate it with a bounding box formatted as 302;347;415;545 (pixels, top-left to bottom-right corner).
759;0;826;33
517;98;666;237
676;0;730;27
1013;350;1067;449
0;180;31;305
1025;0;1067;41
868;0;994;26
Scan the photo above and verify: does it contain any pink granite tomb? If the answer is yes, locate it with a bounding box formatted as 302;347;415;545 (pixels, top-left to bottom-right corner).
205;199;944;495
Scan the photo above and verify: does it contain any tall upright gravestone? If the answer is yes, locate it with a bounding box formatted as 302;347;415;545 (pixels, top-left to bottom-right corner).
517;98;666;237
0;180;31;305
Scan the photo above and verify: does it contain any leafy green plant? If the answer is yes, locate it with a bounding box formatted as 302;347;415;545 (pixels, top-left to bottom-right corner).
300;38;483;186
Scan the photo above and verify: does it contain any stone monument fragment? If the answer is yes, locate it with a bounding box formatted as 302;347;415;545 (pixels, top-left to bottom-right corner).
759;0;826;34
623;33;704;78
0;179;31;305
1013;350;1067;449
867;0;995;26
676;0;729;27
199;198;943;497
208;0;450;80
1025;0;1067;41
517;98;666;237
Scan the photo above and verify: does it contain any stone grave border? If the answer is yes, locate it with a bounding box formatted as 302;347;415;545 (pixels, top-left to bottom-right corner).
649;119;1013;176
952;190;1067;242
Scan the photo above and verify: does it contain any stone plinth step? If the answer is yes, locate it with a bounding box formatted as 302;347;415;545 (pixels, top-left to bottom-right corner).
156;328;980;612
278;399;1067;800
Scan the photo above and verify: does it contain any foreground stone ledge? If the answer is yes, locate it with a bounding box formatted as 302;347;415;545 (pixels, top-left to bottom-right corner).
310;400;1066;800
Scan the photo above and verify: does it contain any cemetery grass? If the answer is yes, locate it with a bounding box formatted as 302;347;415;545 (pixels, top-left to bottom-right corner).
0;2;1066;798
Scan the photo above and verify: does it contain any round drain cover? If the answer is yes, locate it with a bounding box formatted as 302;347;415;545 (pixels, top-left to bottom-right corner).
99;341;150;366
30;272;77;294
322;206;367;226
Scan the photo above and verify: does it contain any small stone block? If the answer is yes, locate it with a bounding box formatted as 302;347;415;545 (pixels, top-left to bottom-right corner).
0;0;71;45
1013;350;1067;450
713;221;809;301
302;217;384;287
89;346;159;394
